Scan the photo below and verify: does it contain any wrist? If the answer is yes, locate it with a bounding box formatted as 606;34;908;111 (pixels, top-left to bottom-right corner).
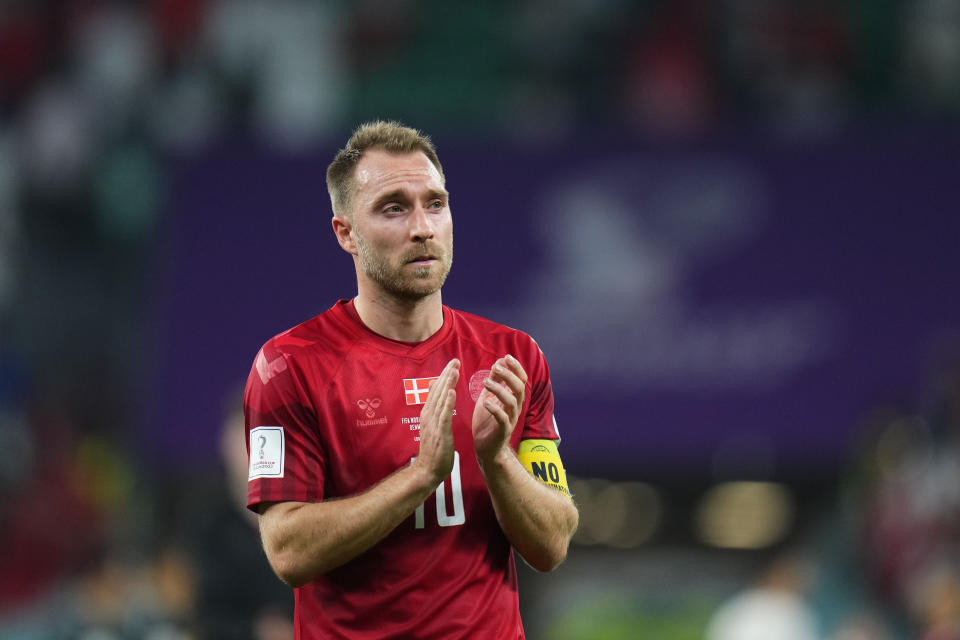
476;444;513;473
409;457;444;494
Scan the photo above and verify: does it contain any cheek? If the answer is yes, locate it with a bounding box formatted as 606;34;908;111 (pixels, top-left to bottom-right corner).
362;230;405;262
356;226;389;249
437;217;454;240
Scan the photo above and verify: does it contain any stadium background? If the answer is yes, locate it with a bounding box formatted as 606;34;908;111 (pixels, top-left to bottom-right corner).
1;1;959;638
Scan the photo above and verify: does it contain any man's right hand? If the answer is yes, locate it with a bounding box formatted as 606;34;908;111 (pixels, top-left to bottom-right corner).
412;358;460;485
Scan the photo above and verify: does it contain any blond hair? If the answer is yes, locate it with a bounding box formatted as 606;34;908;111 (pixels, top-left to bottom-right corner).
326;121;444;219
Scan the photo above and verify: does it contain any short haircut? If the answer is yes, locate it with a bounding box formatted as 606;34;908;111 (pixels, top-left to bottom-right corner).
326;121;444;219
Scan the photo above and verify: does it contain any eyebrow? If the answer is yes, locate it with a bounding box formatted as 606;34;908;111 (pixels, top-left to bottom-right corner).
373;188;449;208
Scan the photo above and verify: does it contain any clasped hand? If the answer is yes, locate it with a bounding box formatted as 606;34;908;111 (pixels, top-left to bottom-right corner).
414;355;528;481
471;354;527;465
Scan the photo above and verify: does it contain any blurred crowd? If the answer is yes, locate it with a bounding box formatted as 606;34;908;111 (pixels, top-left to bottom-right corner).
527;353;960;640
757;347;960;640
2;1;960;638
730;348;960;640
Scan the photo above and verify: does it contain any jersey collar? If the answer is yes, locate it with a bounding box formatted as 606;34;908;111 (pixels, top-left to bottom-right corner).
334;298;455;358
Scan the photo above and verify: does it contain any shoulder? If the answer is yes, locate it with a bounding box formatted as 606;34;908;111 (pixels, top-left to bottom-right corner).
246;304;360;408
448;307;545;359
256;302;358;378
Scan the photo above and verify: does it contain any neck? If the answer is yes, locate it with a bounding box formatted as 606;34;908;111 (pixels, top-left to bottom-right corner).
353;288;444;343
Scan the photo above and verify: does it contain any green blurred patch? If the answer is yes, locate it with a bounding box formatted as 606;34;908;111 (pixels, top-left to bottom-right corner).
542;594;713;640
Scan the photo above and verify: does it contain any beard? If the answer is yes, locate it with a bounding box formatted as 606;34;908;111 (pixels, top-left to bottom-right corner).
354;232;453;301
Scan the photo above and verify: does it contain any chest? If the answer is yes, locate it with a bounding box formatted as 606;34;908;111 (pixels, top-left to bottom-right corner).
311;346;527;497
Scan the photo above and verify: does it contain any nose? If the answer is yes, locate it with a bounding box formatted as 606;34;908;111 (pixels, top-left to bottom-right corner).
408;204;435;242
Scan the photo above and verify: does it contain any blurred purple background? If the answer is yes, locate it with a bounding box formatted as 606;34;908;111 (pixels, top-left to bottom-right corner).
155;134;960;480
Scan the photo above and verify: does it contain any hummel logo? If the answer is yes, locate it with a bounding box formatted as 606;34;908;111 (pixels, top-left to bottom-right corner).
357;397;382;418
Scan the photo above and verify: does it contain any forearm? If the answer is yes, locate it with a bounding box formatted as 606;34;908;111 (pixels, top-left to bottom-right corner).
259;462;437;586
479;448;579;572
259;360;461;587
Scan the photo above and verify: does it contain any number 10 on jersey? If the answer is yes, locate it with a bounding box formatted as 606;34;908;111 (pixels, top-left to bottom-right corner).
414;452;465;528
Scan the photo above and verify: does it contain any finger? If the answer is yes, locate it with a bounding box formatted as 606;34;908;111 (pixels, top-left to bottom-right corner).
483;397;510;427
421;380;440;422
483;376;518;412
440;358;461;391
504;354;528;384
439;360;461;402
489;360;525;399
425;359;459;417
440;389;457;427
433;359;456;397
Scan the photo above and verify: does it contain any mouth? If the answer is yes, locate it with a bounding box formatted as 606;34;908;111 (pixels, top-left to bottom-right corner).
406;253;438;266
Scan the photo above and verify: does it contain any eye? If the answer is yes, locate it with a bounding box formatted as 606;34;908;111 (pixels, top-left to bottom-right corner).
428;199;445;210
383;204;403;214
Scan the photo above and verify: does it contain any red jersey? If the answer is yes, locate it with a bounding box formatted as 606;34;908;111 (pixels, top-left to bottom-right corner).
243;299;559;640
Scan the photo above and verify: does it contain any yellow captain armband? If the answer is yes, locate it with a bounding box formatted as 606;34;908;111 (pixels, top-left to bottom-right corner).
518;439;571;499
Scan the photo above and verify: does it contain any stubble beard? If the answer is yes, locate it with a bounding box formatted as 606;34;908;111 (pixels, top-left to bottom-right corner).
354;232;453;302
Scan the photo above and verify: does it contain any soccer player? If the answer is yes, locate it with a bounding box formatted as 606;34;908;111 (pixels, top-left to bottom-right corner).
243;121;579;639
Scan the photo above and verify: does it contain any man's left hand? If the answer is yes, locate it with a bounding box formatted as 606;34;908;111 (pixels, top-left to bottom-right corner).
471;354;527;464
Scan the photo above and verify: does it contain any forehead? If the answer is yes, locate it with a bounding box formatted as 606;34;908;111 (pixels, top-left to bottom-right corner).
352;149;444;200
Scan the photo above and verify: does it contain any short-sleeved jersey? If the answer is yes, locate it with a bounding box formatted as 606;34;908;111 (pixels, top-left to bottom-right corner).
243;299;559;640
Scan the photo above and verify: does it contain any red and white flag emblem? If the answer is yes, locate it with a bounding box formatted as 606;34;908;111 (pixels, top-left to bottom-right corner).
403;376;439;405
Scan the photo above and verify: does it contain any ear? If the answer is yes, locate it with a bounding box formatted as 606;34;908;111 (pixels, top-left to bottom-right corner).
332;216;358;256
